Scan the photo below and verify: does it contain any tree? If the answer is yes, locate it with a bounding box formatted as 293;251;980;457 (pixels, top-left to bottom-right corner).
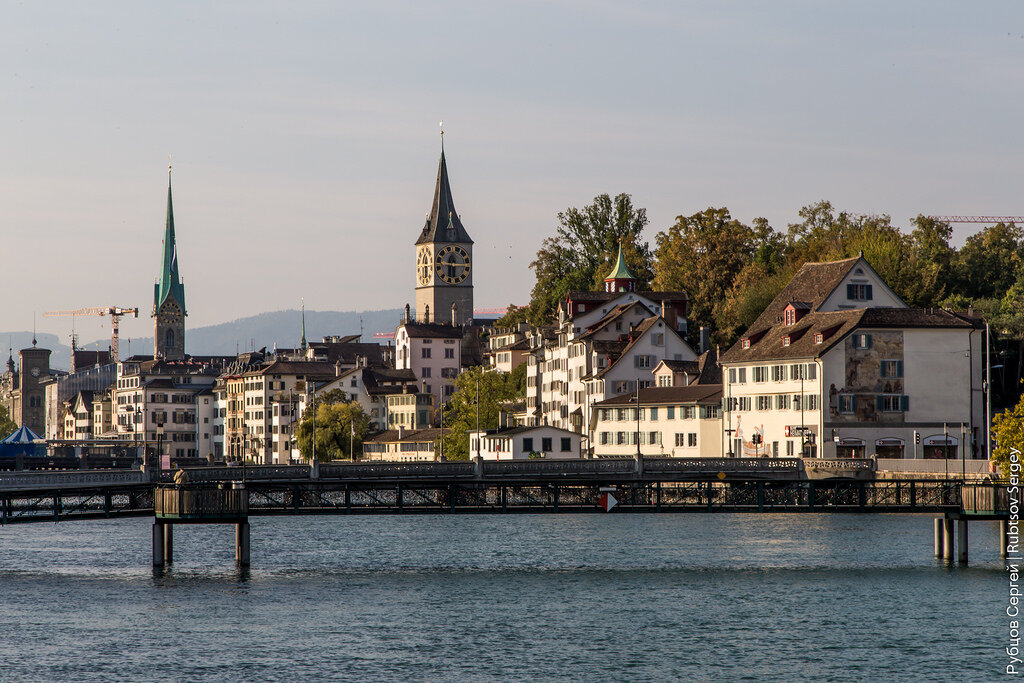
0;405;16;439
653;207;781;343
904;216;956;307
992;395;1024;477
493;304;530;329
954;222;1024;301
438;366;523;460
295;392;371;461
528;193;652;323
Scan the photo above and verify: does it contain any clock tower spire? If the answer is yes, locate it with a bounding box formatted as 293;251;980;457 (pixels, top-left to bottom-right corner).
153;164;187;360
415;132;474;325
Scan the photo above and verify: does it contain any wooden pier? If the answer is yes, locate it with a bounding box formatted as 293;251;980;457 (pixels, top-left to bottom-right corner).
153;483;250;567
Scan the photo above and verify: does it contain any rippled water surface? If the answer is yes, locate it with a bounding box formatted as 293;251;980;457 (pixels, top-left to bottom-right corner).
0;514;1006;681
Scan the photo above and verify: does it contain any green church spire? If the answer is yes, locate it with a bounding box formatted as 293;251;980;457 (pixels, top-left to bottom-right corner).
154;167;187;316
605;244;635;281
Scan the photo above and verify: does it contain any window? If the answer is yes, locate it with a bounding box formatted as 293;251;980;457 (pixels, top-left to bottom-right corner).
421;367;432;378
666;406;675;419
756;395;772;411
771;365;785;382
542;437;553;451
445;348;455;359
847;283;873;301
806;395;818;410
729;368;747;384
675;433;685;447
421;348;432;359
878;395;908;412
687;433;697;448
775;394;790;410
681;406;695;419
839;395;854;414
880;360;903;378
754;366;769;383
522;438;533;452
701;405;720;419
636;355;653;368
792;395;802;410
650;407;659;421
852;333;872;350
561;437;571;452
737;397;751;411
786;441;795;456
658;375;672;387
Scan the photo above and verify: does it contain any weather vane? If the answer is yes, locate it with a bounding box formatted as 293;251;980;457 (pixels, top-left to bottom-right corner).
168;154;172;173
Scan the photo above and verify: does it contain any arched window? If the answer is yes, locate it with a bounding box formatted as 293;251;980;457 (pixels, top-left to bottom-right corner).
166;329;175;349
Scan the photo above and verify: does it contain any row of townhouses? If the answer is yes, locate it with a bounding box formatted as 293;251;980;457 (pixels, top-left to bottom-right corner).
0;143;990;466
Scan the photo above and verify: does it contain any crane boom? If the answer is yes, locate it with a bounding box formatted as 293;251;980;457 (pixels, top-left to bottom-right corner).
42;306;139;362
926;216;1024;224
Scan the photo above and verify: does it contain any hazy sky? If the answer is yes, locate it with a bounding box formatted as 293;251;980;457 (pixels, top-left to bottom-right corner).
3;1;1022;345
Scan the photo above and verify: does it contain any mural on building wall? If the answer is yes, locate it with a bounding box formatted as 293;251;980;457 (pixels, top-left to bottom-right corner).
829;330;904;425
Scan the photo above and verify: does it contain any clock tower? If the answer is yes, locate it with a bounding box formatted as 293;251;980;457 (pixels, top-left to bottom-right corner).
415;141;473;326
153;168;187;360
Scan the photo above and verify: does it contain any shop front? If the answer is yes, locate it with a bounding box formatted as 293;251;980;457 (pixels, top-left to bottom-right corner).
875;437;905;459
922;434;957;459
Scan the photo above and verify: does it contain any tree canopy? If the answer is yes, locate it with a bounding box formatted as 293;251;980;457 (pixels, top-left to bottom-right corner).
438;366;523;460
295;390;371;461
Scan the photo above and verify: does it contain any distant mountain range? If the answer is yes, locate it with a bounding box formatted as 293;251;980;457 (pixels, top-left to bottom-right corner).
3;308;404;371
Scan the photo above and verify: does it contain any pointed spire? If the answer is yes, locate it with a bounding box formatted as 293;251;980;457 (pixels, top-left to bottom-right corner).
416;133;473;245
154;163;187;316
300;298;308;352
605;244;635;281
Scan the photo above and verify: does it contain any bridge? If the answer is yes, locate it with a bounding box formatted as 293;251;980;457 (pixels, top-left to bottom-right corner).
0;458;1009;568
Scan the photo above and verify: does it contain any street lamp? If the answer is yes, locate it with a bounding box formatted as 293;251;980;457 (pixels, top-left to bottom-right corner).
156;421;165;474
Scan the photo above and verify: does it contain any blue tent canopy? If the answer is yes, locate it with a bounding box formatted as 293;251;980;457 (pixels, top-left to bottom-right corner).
0;426;44;457
2;426;42;444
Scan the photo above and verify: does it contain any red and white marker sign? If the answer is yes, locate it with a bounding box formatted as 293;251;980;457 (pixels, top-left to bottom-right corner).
599;492;618;512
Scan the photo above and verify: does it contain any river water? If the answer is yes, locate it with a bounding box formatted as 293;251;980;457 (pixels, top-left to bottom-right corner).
0;514;1007;681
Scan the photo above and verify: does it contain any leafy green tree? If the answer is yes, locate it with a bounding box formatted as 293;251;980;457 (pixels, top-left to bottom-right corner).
295;393;371;461
992;395;1024;477
528;193;652;323
954;222;1024;300
0;405;16;438
493;304;530;329
653;207;781;342
904;216;956;307
438;366;523;460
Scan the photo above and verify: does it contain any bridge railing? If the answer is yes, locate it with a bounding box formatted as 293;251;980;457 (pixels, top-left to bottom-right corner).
165;465;311;483
961;483;1009;515
320;461;476;479
644;457;803;473
482;458;636;477
155;485;248;519
0;469;150;490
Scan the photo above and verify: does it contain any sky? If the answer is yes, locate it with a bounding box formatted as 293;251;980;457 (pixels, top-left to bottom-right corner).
2;1;1023;345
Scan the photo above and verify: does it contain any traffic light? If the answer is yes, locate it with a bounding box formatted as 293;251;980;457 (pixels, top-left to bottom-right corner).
914;431;920;445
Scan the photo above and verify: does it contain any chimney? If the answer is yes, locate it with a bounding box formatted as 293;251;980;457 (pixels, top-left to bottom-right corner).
398;425;405;439
403;304;410;324
452;302;459;327
699;326;710;354
660;299;678;331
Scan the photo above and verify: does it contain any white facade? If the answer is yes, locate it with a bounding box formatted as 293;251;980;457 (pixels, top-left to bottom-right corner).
469;425;582;460
395;323;462;403
592;387;723;458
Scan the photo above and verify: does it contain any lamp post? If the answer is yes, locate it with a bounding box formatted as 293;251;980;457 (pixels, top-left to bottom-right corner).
156;422;164;475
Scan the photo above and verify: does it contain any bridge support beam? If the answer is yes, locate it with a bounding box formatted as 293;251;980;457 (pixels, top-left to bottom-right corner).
235;521;250;567
152;521;165;567
1002;520;1010;558
958;519;969;565
943;518;955;563
163;523;173;564
934;518;944;558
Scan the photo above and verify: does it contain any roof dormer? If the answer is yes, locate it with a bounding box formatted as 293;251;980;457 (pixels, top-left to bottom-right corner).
783;302;810;326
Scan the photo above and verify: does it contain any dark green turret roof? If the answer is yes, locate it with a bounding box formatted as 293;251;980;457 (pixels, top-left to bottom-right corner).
154;171;186;315
605;245;635;281
416;146;473;245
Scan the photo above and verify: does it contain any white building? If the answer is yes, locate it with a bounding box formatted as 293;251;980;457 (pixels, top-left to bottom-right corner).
469;425;583;460
591;385;723;458
394;320;463;403
362;427;441;462
719;255;985;459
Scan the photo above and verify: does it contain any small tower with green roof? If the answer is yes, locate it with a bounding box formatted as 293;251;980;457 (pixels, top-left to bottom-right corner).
604;244;637;293
153;166;187;360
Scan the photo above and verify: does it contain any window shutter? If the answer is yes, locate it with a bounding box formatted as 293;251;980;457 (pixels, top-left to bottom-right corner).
847;284;855;299
900;395;909;411
634;355;640;368
896;360;904;377
865;284;873;299
875;396;884;411
880;363;887;378
865;334;872;348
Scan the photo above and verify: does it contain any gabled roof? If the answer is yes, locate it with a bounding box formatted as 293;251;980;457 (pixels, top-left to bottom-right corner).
565;289;688;304
415;147;473;245
579;300;654;339
249;360;339;378
746;256;861;335
594;385;723;406
720;307;976;364
400;322;464;339
594;316;679;378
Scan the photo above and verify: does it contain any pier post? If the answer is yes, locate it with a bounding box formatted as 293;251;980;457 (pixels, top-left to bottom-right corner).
152;521;165;567
934;518;944;558
958;519;969;565
235;521;250;567
943;518;955;562
163;523;174;564
1002;519;1010;558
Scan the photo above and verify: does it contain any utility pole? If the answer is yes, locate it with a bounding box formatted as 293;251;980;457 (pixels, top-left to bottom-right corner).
476;375;481;459
636;376;641;460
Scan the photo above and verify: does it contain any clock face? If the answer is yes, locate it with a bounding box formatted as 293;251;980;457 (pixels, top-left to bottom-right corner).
435;245;471;285
30;367;40;378
161;302;182;324
417;248;432;286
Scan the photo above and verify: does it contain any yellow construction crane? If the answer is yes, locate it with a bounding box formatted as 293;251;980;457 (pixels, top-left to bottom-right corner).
43;306;139;361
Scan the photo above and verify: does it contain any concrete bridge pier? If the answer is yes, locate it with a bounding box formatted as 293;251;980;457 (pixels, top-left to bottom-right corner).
943;518;955;563
163;523;173;564
934;518;944;558
152;521;165;567
957;519;969;565
235;522;250;567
